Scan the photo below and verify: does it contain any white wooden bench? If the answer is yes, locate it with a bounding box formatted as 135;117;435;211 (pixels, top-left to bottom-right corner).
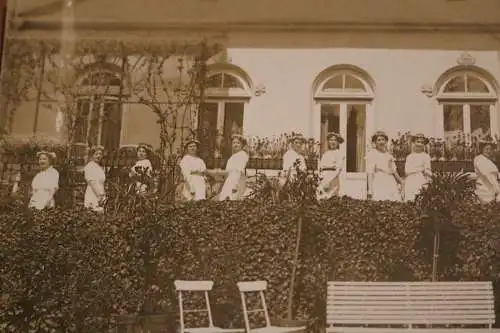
326;281;499;332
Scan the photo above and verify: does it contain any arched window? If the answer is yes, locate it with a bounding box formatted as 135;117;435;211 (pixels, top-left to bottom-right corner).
198;68;251;160
313;66;375;175
74;69;124;151
435;68;498;143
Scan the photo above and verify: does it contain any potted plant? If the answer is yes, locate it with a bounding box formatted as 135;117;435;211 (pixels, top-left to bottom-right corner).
414;170;477;281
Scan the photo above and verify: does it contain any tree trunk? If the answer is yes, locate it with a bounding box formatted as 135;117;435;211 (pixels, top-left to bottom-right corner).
287;213;303;320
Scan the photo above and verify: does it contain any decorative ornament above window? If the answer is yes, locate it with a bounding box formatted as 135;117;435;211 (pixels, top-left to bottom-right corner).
254;84;266;97
420;84;433;98
456;52;476;66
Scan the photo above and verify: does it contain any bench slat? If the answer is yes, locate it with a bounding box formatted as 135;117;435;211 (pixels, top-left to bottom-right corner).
326;281;495;328
329;300;492;305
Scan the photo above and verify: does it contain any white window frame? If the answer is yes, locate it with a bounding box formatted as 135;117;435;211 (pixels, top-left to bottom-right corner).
198;71;251;158
435;71;498;140
313;70;375;176
74;95;121;146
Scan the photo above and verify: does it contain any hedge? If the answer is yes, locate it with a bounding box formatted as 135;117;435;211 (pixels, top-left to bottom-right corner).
0;197;499;332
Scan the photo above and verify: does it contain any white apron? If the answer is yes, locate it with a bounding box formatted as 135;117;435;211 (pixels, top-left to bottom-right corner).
219;150;249;201
317;149;344;200
84;161;106;212
404;152;432;202
179;155;207;201
474;154;500;203
367;150;401;202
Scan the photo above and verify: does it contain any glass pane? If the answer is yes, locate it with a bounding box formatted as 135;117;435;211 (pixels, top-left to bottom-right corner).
443;75;466;93
206;73;223;88
88;102;101;146
346;104;366;173
470;104;491;140
222;74;243;89
322;75;343;90
320;104;340;154
74;99;90;143
467;75;489;93
344;74;366;91
223;103;244;158
443;104;464;144
100;101;122;151
198;103;218;159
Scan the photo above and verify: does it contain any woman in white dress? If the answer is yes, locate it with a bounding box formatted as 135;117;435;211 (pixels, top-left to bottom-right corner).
179;139;207;201
84;145;106;212
282;134;307;179
219;135;249;201
404;133;432;202
367;131;403;201
317;132;345;200
29;151;59;210
130;143;154;194
473;137;500;203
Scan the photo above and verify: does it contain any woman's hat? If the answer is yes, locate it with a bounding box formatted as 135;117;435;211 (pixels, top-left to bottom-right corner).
479;135;496;149
231;134;247;147
184;138;201;148
411;133;429;145
36;150;56;160
326;132;344;144
89;145;105;156
371;130;389;143
137;142;153;152
290;133;306;143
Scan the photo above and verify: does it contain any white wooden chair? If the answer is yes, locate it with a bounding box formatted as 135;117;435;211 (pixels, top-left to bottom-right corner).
175;280;245;333
237;281;306;333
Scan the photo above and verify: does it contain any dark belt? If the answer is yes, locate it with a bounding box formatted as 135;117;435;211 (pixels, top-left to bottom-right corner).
321;167;337;171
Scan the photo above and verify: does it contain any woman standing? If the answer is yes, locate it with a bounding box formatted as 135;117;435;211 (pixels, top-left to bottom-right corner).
367;131;403;201
219;135;249;201
317;132;345;200
29;151;59;210
404;133;432;201
179;139;207;201
130;142;154;194
473;137;500;203
84;145;106;212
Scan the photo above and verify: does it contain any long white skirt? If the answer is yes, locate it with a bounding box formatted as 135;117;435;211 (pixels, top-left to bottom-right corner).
404;173;427;202
372;172;401;201
476;183;497;203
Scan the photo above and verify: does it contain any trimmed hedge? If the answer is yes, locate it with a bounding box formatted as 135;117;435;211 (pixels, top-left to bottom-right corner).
0;197;499;332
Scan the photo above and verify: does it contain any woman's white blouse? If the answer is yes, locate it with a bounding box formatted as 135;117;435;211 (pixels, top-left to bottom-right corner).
84;161;106;210
367;150;397;175
319;149;344;171
29;166;59;210
283;149;307;175
219;150;249;200
405;152;431;176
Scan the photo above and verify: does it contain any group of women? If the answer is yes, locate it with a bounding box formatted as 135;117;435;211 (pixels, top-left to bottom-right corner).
26;130;500;210
316;130;500;203
28;143;155;211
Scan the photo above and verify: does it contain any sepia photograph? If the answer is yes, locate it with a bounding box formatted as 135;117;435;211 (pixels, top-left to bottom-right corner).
0;0;500;332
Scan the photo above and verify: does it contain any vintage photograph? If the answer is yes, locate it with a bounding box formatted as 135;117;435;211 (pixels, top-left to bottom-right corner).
0;0;500;332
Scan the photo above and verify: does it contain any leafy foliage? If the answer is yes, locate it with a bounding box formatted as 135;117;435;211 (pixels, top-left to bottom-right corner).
1;197;499;332
415;170;477;226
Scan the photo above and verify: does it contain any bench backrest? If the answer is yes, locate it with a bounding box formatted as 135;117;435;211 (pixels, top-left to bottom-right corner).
327;281;495;328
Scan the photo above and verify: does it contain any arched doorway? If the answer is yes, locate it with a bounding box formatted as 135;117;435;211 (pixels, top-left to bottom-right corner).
312;65;375;199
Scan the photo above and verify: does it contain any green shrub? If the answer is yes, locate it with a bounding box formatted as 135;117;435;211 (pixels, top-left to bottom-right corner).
0;198;499;332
